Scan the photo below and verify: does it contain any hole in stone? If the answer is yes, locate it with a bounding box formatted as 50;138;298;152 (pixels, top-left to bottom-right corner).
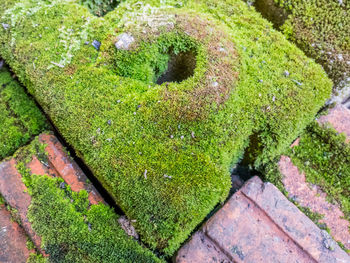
156;50;196;85
79;0;120;17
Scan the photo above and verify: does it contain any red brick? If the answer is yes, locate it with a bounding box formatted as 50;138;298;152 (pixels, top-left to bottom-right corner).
175;231;230;263
317;105;350;142
176;176;350;263
0;159;43;252
38;134;104;205
0;133;106;254
279;155;350;252
0;204;34;263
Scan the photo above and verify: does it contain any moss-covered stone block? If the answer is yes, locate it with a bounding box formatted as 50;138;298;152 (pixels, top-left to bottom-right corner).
0;66;48;160
0;0;332;255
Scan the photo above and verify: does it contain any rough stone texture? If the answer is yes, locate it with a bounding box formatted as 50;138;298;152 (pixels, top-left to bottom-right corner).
0;204;33;263
0;133;105;252
317;104;350;142
175;176;350;263
279;155;350;251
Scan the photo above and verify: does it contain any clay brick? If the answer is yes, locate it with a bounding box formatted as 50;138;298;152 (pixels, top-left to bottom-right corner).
0;133;106;253
175;231;230;263
0;159;43;251
279;155;350;252
176;177;350;263
0;204;33;263
38;134;104;205
317;105;350;142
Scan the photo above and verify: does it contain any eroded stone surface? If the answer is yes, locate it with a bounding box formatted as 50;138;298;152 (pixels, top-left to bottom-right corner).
176;176;350;263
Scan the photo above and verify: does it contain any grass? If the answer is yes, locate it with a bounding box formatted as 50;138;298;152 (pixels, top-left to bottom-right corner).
0;67;48;160
14;137;162;263
0;0;332;255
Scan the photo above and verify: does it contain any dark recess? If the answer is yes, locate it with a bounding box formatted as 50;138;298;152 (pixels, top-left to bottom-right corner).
157;51;196;85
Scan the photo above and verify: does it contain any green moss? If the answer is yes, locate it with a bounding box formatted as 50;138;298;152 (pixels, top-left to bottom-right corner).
14;138;162;263
274;0;349;90
288;122;350;220
0;0;332;255
0;194;5;205
80;0;120;16
0;67;48;160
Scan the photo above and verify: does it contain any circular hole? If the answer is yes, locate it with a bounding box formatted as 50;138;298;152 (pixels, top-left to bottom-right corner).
156;50;197;85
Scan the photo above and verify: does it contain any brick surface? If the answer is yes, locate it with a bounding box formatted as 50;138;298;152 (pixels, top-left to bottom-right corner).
175;177;350;263
0;133;106;253
279;155;350;252
318;105;350;142
0;204;33;263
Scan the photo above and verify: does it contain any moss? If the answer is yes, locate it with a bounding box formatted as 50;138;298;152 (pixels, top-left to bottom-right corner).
14;138;162;263
288;122;350;221
273;0;350;91
80;0;120;16
0;194;5;206
0;67;48;160
0;0;332;255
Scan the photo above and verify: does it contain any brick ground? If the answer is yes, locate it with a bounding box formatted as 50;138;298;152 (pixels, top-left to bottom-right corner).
0;204;33;263
175;176;350;263
0;133;107;254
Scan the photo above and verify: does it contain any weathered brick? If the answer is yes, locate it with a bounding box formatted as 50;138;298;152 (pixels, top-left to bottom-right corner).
0;204;33;263
175;231;230;263
176;176;350;263
0;133;106;253
318;105;350;142
279;155;350;252
0;159;42;251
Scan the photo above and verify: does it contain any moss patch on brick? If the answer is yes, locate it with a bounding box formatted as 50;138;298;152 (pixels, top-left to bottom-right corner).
14;138;162;263
288;122;350;221
0;0;332;255
0;67;48;160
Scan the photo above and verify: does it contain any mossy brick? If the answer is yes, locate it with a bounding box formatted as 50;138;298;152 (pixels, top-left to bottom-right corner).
276;106;350;252
0;203;34;263
0;66;48;160
0;134;162;262
0;0;332;255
